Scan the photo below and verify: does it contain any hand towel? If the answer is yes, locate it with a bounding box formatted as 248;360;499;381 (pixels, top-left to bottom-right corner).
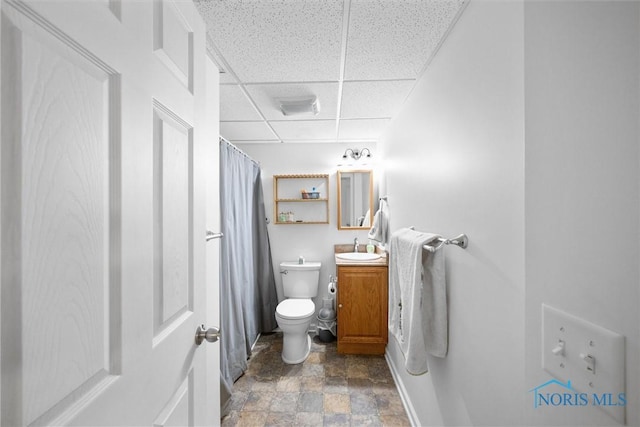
389;228;448;375
421;240;447;359
368;199;389;246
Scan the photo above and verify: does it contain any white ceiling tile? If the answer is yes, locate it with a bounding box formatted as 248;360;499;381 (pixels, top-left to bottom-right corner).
220;121;279;141
196;0;467;143
340;80;415;119
245;83;339;121
344;0;465;80
338;119;390;141
220;85;263;121
196;1;344;83
270;120;337;141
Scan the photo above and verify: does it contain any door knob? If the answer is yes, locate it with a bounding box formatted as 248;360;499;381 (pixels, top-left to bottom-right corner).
195;324;220;345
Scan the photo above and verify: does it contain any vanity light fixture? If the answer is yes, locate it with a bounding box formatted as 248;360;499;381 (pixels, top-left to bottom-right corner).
342;148;372;161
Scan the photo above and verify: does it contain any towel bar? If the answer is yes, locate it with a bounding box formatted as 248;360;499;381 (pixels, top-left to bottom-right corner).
408;227;468;252
423;234;468;252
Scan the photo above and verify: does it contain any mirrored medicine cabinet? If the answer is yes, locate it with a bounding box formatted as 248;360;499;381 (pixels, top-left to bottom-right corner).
337;170;373;230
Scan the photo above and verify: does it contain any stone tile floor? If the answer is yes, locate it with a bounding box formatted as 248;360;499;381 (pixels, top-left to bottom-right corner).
221;332;411;427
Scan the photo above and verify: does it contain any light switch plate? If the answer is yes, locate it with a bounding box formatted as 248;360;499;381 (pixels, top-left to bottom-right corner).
542;304;625;424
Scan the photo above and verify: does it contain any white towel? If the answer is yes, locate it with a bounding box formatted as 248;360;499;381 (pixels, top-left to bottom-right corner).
389;228;448;375
368;199;389;246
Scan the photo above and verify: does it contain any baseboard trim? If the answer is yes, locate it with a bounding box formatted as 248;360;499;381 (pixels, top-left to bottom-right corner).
385;348;419;427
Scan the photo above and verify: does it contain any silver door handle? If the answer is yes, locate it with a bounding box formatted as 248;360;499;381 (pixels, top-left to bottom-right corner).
195;324;220;345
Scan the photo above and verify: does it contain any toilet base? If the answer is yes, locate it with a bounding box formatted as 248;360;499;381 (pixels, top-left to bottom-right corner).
281;333;311;364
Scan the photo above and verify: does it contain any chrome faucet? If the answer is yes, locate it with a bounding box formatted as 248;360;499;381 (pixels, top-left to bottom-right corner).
354;237;359;252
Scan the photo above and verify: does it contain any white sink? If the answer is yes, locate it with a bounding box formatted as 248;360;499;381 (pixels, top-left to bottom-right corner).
336;252;380;261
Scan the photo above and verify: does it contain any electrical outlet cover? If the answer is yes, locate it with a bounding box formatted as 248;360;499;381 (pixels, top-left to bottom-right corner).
542;304;625;424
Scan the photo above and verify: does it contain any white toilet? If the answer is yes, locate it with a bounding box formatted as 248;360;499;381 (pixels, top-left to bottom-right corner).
276;261;321;364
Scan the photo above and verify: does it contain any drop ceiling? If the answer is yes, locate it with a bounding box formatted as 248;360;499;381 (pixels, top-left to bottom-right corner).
194;0;467;144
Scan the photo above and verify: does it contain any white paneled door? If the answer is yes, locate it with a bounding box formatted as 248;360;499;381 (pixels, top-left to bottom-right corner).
0;0;220;425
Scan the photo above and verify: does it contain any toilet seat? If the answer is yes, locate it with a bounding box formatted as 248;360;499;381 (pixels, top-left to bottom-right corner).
276;299;314;320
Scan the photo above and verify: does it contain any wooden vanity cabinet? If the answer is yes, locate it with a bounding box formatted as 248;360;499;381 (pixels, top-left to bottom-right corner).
336;265;388;355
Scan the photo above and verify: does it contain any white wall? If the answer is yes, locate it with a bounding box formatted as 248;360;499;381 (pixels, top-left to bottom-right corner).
379;1;526;425
237;142;378;317
524;2;640;426
379;1;640;426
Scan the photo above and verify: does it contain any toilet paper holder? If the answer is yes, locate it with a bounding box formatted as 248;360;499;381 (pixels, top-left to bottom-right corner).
328;275;337;294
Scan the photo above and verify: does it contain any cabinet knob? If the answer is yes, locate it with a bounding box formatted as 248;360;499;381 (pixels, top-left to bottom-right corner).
338;304;343;308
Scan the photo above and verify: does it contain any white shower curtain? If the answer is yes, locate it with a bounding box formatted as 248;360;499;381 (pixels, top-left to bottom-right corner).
219;139;277;415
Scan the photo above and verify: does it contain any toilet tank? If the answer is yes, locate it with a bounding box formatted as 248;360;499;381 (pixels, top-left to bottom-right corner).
280;261;321;298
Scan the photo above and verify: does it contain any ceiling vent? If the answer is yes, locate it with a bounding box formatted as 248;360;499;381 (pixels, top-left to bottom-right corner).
278;96;320;116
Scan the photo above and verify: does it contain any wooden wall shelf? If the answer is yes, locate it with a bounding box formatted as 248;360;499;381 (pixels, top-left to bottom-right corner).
273;174;329;224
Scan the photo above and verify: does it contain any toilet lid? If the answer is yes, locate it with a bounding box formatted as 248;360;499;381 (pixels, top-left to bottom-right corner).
276;299;315;320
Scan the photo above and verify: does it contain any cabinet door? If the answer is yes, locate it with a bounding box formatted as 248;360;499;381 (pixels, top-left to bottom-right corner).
337;266;388;354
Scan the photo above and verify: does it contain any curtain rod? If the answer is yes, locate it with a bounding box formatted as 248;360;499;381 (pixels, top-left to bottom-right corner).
220;136;260;166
